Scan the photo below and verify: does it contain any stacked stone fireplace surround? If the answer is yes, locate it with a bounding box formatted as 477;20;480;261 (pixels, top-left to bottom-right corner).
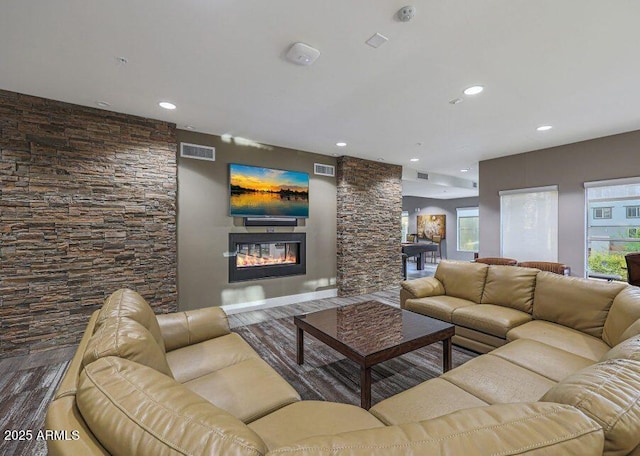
0;90;177;358
0;90;404;358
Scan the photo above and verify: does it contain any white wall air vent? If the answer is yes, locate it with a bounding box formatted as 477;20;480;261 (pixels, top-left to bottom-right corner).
180;142;215;162
417;172;429;180
314;163;335;177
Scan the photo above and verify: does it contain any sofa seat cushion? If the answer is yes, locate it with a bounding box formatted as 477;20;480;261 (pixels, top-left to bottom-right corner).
507;320;611;361
434;260;489;303
183;357;300;423
452;334;503;354
441;354;555;404
83;316;173;378
404;296;474;323
248;401;383;450
272;403;604;456
369;378;489;425
541;359;640;456
166;332;259;383
490;339;595;382
454;327;507;350
533;272;627;339
452;304;531;338
77;356;268;456
480;266;538;313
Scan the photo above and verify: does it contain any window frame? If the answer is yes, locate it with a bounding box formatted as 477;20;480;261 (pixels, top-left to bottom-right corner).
626;206;640;219
593;207;613;219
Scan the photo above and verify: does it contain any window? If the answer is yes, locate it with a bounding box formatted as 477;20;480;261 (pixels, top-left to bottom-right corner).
401;211;409;242
585;177;640;281
500;186;558;262
593;207;612;219
457;207;479;252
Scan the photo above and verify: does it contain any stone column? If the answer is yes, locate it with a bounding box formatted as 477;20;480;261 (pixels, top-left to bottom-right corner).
336;156;403;296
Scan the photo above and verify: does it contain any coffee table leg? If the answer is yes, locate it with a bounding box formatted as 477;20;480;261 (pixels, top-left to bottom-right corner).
443;337;452;372
360;367;372;409
296;327;304;365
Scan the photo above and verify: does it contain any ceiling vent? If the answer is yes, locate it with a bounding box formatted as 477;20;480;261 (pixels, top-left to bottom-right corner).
417;172;429;180
180;142;215;162
314;163;335;177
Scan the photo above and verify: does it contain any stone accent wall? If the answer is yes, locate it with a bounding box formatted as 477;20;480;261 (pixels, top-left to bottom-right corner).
0;90;177;358
336;156;403;296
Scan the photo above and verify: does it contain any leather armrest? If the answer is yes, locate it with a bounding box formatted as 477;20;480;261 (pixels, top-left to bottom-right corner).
401;277;445;299
157;307;230;352
269;403;603;455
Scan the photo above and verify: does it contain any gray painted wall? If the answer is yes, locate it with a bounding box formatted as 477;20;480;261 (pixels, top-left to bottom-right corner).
177;131;337;311
403;196;479;261
479;129;640;277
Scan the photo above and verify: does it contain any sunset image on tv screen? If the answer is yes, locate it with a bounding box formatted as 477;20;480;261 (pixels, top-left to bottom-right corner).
229;164;309;218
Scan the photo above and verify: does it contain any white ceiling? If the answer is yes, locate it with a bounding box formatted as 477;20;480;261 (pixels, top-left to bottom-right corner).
2;1;640;199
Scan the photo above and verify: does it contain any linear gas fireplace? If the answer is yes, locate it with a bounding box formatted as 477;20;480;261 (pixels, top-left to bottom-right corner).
229;233;306;282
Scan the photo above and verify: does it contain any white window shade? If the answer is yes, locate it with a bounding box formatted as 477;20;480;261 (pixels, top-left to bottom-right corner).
500;186;558;261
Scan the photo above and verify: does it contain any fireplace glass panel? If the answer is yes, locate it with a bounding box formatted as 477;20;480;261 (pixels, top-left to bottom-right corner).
236;242;300;268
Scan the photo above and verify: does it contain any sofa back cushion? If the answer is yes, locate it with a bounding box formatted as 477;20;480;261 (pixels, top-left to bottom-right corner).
435;260;488;304
78;356;267;456
97;288;166;352
480;266;538;313
83;316;173;378
533;272;627;339
601;335;640;363
541;359;640;456
602;286;640;347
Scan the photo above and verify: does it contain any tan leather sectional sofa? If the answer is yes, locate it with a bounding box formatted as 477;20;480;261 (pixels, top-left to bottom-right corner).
401;260;636;354
46;279;640;455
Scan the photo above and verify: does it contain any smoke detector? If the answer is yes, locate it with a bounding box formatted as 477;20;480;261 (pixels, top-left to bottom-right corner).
285;42;320;66
397;6;416;22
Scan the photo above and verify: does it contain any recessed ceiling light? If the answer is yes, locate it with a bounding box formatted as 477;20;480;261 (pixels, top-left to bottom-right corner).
96;101;111;108
410;158;419;162
463;85;484;95
184;125;195;130
449;98;464;105
336;142;347;147
378;158;385;161
460;168;470;173
159;101;176;110
537;125;553;131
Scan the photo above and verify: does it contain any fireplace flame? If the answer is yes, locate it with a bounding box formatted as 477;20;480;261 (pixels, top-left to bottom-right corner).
237;253;297;268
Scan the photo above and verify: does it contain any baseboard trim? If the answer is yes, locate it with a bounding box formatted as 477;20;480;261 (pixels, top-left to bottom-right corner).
221;288;338;315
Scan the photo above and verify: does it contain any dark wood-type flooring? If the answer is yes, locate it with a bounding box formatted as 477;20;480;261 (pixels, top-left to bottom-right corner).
1;281;476;456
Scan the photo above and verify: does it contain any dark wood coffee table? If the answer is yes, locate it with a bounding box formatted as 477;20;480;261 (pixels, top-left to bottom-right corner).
293;300;455;409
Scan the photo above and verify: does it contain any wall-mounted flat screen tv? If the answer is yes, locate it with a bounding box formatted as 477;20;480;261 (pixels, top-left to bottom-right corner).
229;164;309;218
